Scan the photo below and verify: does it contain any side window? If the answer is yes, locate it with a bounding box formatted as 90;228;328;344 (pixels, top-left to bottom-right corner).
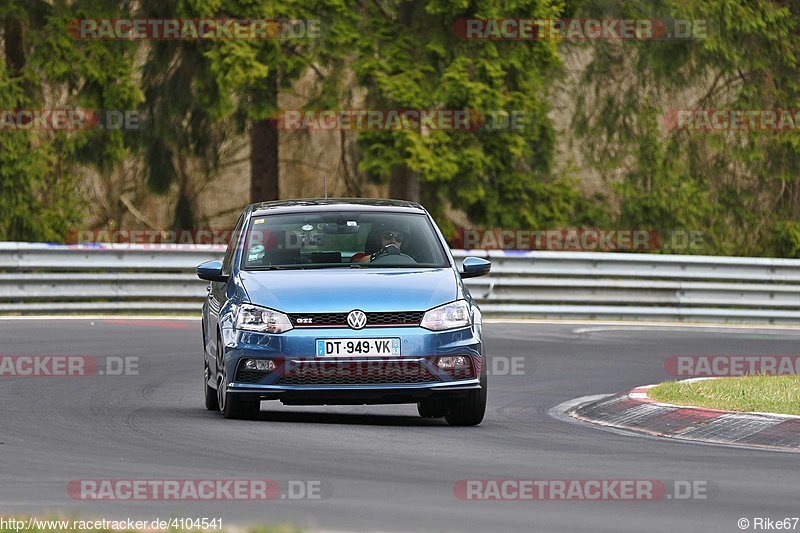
222;214;245;275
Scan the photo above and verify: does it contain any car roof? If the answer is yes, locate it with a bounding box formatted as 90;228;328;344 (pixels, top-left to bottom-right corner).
249;198;425;217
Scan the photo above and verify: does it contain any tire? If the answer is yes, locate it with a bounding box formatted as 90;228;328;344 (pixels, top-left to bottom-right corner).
216;333;260;420
218;371;261;420
220;386;260;420
204;361;219;411
444;371;487;426
417;398;449;418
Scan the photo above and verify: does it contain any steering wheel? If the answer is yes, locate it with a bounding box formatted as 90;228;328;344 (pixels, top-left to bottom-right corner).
370;244;417;264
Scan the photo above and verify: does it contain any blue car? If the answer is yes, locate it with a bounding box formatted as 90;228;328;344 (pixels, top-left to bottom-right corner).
196;199;491;425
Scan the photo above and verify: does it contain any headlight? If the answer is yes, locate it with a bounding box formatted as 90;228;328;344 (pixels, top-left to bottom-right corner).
420;300;470;331
235;304;293;333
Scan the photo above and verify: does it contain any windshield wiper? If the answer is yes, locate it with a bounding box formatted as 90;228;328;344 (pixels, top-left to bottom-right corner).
246;265;295;271
255;264;357;270
353;264;442;268
294;264;355;269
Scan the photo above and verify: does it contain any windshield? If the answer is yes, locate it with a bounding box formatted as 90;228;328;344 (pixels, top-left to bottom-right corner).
240;211;450;270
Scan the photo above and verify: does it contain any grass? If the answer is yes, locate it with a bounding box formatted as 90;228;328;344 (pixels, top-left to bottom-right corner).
648;375;800;416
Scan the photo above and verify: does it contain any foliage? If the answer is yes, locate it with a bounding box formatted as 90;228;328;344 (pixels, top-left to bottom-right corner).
4;0;800;258
347;0;586;232
0;0;142;240
569;0;800;256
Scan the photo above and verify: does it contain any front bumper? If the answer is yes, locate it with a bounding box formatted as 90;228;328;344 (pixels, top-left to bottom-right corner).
228;379;482;405
220;325;484;405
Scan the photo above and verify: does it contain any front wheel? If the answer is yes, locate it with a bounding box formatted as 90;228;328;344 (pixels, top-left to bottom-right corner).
417;398;449;418
444;373;487;426
204;361;219;411
218;372;260;420
216;334;260;420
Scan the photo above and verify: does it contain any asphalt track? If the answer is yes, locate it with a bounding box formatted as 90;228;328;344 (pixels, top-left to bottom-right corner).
1;319;799;532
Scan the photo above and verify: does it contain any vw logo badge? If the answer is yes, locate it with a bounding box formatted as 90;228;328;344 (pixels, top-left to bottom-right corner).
347;310;367;330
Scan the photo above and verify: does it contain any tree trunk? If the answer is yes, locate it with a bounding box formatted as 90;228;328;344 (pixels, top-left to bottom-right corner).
389;165;420;202
250;73;279;202
388;3;420;202
4;16;26;75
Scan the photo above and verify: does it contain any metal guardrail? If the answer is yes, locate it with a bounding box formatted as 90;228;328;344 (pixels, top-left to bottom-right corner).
2;242;800;323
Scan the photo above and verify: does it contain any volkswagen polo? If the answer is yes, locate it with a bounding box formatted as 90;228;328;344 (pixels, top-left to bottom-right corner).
196;199;490;425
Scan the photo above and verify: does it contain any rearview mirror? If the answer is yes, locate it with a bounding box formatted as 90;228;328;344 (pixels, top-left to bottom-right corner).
323;223;360;234
460;257;491;278
196;260;228;282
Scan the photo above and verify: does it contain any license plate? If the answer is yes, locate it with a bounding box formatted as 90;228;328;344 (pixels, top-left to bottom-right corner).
316;338;401;357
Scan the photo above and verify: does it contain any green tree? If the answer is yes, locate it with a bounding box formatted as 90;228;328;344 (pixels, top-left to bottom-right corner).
135;0;270;228
344;0;594;233
234;0;350;202
137;0;346;216
570;0;800;256
0;0;141;241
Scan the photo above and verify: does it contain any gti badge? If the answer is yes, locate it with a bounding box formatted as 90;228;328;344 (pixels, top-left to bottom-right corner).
347;309;367;330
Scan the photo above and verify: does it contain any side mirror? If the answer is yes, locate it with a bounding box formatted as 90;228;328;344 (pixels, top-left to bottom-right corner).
460;257;491;278
196;260;229;282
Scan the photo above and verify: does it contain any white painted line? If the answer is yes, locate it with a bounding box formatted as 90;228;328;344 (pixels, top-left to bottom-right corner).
548;394;616;422
677;377;717;384
572;324;800;333
0;315;200;321
748;411;800;419
483;317;800;329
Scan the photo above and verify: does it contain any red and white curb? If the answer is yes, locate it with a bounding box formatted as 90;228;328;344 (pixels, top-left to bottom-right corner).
569;378;800;452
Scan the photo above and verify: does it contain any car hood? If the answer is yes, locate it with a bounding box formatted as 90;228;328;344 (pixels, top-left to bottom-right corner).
238;268;459;313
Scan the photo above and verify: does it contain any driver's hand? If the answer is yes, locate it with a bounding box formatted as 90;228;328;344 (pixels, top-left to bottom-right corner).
371;243;402;261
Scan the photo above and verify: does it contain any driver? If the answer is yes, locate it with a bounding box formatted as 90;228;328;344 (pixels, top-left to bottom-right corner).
351;226;407;263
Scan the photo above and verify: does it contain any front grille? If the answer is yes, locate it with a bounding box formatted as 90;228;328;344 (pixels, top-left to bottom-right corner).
275;360;439;385
368;311;424;326
289;311;424;328
290;313;348;327
441;367;475;381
